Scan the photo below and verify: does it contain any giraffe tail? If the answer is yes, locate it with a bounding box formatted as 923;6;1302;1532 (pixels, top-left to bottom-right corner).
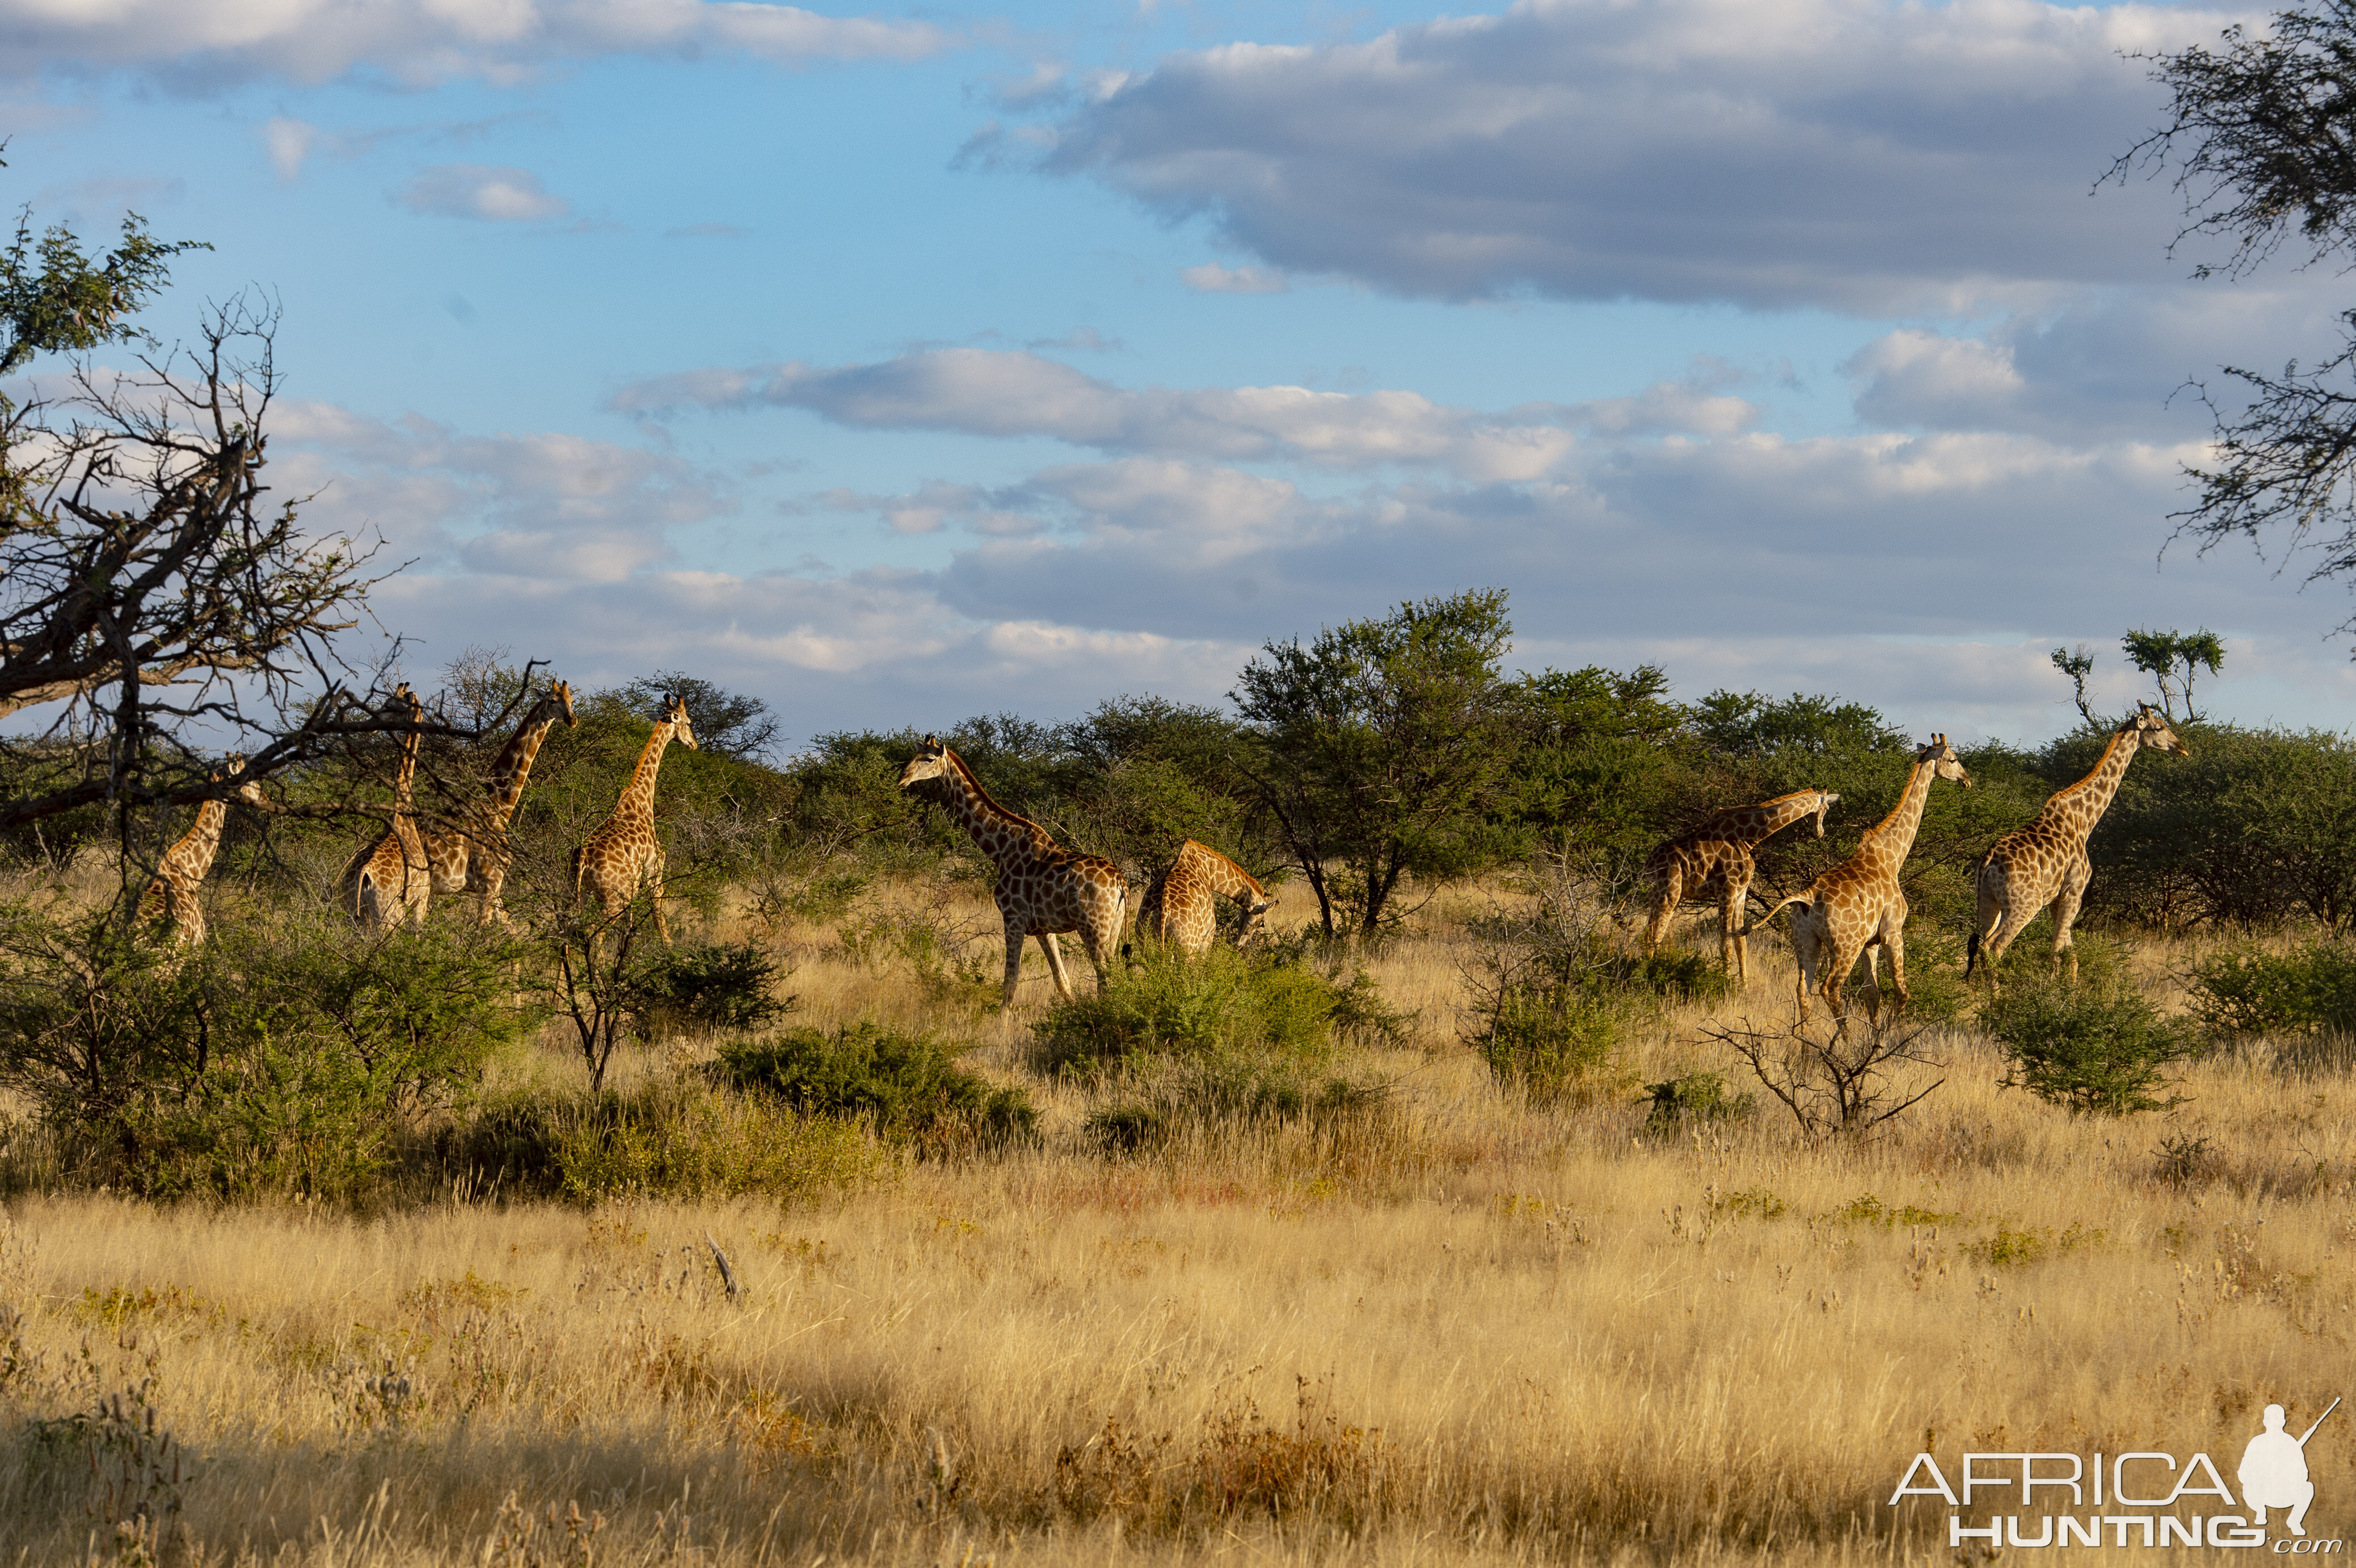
1965;928;1982;978
1737;893;1808;939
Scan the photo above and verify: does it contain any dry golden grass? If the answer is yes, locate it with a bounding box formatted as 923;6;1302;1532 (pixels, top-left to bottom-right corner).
1;875;2349;1565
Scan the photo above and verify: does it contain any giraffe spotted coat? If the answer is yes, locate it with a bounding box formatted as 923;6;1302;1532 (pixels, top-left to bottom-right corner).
573;693;697;951
1641;786;1837;985
425;679;577;929
1137;838;1275;958
898;735;1126;1005
340;684;431;931
140;757;269;948
1967;703;2186;986
1746;736;1971;1023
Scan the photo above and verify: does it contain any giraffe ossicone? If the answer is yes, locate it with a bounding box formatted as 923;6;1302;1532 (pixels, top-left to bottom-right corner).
1967;703;2186;988
1641;786;1838;986
1136;838;1275;958
897;735;1126;1005
1744;734;1970;1024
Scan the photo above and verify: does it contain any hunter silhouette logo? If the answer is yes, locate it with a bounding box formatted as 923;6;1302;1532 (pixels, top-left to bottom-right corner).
1890;1394;2342;1549
2243;1398;2337;1539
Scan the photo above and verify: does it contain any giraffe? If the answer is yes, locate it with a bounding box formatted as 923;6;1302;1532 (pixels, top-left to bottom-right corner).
1743;736;1971;1024
138;757;269;948
1135;838;1276;958
423;678;578;929
1641;786;1839;985
1966;702;2187;988
339;684;431;931
897;735;1126;1004
571;692;697;952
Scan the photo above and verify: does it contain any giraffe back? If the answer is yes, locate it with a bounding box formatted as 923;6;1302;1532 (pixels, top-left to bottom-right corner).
1138;840;1274;956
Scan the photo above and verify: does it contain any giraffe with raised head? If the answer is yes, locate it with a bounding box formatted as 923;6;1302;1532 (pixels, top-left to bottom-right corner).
1641;786;1839;985
424;678;577;929
1743;736;1971;1023
897;735;1126;1004
1136;838;1276;958
339;683;431;931
1966;702;2187;988
138;757;269;947
572;692;697;951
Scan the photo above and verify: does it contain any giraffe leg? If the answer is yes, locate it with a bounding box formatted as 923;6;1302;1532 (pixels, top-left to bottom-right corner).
647;846;673;945
1037;932;1077;1002
1722;874;1747;986
1853;939;1882;1026
1883;920;1910;1016
1001;921;1026;1007
2051;857;2092;984
1643;867;1681;956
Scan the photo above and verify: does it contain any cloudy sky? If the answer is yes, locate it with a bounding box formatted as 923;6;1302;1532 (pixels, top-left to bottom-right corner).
8;0;2353;746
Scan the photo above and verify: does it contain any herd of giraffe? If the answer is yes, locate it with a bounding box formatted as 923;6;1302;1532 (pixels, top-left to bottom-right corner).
137;680;2186;1024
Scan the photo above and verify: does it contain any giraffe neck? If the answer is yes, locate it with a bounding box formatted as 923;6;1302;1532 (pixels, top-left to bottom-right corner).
615;720;677;823
1862;758;1938;866
168;800;230;879
393;716;420;815
1196;845;1263;901
2046;727;2141;845
1733;791;1825;848
936;753;1055;869
481;697;562;832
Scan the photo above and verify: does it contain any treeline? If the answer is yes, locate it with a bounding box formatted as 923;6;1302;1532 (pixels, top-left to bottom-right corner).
13;590;2356;941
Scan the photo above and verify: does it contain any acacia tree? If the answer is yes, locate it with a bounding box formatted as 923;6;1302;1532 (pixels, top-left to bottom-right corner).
1232;588;1523;938
2121;627;2226;722
2117;5;2356;612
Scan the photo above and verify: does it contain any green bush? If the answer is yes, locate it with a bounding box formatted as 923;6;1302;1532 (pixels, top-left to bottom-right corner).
2185;942;2356;1039
1639;1071;1754;1135
1982;976;2199;1115
635;939;794;1036
718;1024;1037;1152
521;1077;889;1204
1472;983;1627;1107
1032;943;1350;1077
0;908;535;1202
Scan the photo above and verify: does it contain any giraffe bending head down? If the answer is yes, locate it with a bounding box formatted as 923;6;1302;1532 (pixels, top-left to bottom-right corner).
339;684;432;931
1136;838;1276;958
572;692;697;952
140;757;269;948
1641;786;1838;986
1967;702;2186;988
1744;735;1970;1024
897;735;1126;1005
425;678;577;929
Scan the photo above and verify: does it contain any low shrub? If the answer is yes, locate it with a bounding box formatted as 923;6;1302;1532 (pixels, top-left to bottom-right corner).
634;939;795;1036
1472;984;1627;1108
1639;1071;1754;1135
1982;975;2199;1116
2185;942;2356;1040
718;1024;1037;1152
1032;944;1352;1078
542;1077;891;1203
0;907;536;1202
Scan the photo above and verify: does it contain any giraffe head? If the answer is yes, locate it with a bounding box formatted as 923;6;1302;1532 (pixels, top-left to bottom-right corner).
218;754;269;810
551;678;579;730
2127;701;2189;758
661;692;698;750
898;735;953;792
1239;887;1278;946
1809;789;1840;837
1919;733;1971;787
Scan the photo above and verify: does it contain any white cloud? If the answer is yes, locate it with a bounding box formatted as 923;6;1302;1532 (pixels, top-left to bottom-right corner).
616;347;1605;479
1180;263;1286;294
263;115;316;179
394;163;568;222
1039;0;2238;313
0;0;959;88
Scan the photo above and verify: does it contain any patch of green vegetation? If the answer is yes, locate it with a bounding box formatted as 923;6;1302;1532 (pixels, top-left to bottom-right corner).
1983;973;2199;1116
1640;1072;1754;1135
1823;1192;1959;1229
718;1024;1038;1153
1708;1187;1788;1221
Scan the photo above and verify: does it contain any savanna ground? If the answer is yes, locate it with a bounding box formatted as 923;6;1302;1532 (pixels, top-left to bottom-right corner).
0;874;2344;1567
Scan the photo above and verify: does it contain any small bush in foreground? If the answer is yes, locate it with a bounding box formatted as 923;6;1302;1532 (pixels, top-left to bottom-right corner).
718;1025;1036;1152
1639;1072;1754;1136
635;939;795;1036
1033;945;1351;1078
1983;976;2197;1116
1473;985;1626;1107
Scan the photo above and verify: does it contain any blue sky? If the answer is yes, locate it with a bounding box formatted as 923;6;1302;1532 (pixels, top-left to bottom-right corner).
7;0;2351;749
